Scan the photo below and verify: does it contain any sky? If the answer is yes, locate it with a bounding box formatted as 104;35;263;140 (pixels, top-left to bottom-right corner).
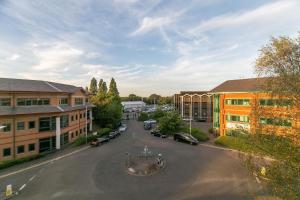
0;0;300;96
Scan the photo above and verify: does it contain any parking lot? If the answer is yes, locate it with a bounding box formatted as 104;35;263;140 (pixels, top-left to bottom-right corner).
0;120;263;200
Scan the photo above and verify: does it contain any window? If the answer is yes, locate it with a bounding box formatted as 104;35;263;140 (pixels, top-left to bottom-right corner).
59;98;68;105
60;115;69;128
225;99;250;106
76;131;78;136
28;143;35;151
17;145;25;154
83;113;86;118
1;123;11;132
75;115;78;120
259;117;292;127
259;99;292;107
39;117;56;132
17;122;25;130
75;98;83;105
80;114;82;119
226;115;250;123
71;132;74;138
80;129;82;134
3;148;11;157
0;98;11;106
17;98;50;106
29;121;35;129
71;116;74;121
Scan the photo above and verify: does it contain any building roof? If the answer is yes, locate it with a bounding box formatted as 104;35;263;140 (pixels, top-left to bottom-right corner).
0;78;84;93
0;104;95;116
210;77;269;93
121;101;146;105
179;91;209;95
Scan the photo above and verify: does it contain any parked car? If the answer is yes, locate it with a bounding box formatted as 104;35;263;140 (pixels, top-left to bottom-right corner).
119;124;127;132
90;136;110;147
150;129;168;138
173;133;199;145
109;131;119;139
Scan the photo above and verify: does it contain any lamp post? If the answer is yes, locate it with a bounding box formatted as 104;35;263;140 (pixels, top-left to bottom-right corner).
85;104;88;144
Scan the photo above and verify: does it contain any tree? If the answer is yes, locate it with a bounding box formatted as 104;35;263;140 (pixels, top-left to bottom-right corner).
89;77;98;95
108;78;119;99
128;94;141;101
97;79;107;97
252;34;300;199
148;94;161;104
158;111;183;134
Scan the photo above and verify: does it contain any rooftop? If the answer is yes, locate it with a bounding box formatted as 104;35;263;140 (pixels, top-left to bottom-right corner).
210;77;269;93
0;77;85;93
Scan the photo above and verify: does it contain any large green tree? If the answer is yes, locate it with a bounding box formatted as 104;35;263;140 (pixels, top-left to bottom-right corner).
89;77;98;95
97;79;107;97
108;78;120;100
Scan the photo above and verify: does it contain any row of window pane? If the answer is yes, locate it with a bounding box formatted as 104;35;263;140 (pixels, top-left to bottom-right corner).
2;143;35;157
60;115;69;128
225;99;250;106
59;98;69;105
39;117;56;132
17;98;50;106
226;115;250;123
0;98;11;106
259;117;292;127
75;98;83;105
1;121;36;132
259;99;292;107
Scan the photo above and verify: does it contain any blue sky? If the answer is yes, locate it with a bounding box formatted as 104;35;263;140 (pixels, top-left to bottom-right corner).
0;0;299;96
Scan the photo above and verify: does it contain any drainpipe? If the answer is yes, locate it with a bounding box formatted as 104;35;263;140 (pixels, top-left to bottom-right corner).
12;93;16;159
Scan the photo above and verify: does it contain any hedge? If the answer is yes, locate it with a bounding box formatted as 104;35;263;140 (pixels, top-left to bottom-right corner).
0;154;45;170
182;127;209;141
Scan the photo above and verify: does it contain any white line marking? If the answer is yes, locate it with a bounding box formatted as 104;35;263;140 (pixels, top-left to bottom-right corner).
19;184;26;191
0;146;90;180
29;175;36;182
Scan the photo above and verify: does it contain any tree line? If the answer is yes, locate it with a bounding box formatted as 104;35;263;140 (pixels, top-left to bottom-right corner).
121;93;173;105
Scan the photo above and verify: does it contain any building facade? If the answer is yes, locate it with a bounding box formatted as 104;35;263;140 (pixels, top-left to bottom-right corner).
0;78;94;161
121;101;146;111
174;91;213;122
211;78;300;137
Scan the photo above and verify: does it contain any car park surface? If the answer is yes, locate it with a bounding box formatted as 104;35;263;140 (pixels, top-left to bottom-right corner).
2;120;263;200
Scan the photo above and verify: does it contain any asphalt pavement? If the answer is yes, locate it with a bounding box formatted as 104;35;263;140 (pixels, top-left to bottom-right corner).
0;120;264;200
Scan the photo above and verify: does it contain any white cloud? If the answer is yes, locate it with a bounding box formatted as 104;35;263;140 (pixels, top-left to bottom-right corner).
189;0;299;34
31;42;83;70
6;54;20;61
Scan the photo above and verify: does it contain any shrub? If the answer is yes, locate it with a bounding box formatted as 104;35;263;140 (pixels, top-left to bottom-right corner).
74;135;99;146
98;128;112;137
208;127;214;134
182;127;209;141
0;154;45;170
138;112;149;121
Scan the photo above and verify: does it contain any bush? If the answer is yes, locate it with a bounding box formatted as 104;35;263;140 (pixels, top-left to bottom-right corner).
208;127;214;134
98;128;112;137
0;154;45;170
182;127;209;141
74;135;99;146
138;112;149;121
158;111;183;134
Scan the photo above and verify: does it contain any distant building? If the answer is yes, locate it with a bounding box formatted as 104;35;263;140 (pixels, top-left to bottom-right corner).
210;77;300;137
121;101;146;111
0;78;94;161
174;91;213;122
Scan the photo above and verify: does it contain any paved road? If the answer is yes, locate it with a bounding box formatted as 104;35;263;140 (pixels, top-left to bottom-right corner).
0;120;263;200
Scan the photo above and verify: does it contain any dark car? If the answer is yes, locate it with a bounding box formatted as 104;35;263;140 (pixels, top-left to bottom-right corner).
90;136;110;147
150;129;168;138
173;133;199;145
109;131;119;139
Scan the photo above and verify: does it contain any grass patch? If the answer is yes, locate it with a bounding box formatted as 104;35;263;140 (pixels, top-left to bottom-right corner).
182;127;209;142
0;154;45;170
215;135;252;152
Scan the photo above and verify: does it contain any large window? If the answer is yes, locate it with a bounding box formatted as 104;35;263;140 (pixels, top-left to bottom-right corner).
259;117;292;127
17;145;25;154
75;98;83;105
226;115;250;123
17;122;25;130
0;98;11;106
3;148;11;157
28;143;35;151
259;99;292;107
225;99;250;106
17;98;50;106
60;115;69;128
0;123;11;132
29;121;35;129
59;98;69;105
39;117;56;132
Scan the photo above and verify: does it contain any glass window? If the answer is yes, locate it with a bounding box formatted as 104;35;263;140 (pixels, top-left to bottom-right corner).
28;143;35;151
0;98;11;106
60;115;69;128
29;121;35;129
80;114;82;119
17;122;25;130
259;117;292;127
75;98;83;105
59;98;68;105
259;99;292;107
226;115;249;123
3;148;11;157
1;123;11;132
17;145;25;154
71;116;74;121
225;99;250;106
39;117;56;132
17;98;50;106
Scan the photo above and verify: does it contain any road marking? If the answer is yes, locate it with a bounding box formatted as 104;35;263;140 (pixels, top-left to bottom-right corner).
0;146;90;180
29;175;36;182
19;184;26;191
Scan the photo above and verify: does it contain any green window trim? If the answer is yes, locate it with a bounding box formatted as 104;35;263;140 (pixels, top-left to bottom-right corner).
259;117;292;127
226;115;250;123
17;98;50;106
39;117;56;132
0;98;11;106
259;99;292;107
